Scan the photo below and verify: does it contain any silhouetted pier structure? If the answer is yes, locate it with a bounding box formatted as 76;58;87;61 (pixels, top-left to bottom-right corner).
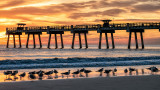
6;20;160;49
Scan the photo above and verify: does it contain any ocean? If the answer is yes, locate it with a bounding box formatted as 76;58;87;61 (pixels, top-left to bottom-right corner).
0;45;160;70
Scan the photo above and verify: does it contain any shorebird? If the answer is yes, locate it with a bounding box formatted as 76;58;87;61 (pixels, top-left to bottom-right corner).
29;74;36;80
54;69;58;75
61;70;71;78
53;69;58;78
72;69;80;77
36;70;44;74
129;68;136;72
79;68;85;77
147;66;159;72
19;72;26;80
129;68;136;75
38;72;44;80
45;70;54;79
4;71;12;79
11;70;18;80
124;69;128;74
96;68;104;76
112;68;117;76
84;69;92;77
104;69;112;76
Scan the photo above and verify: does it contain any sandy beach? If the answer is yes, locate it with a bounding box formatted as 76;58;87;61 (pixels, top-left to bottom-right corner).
0;75;159;90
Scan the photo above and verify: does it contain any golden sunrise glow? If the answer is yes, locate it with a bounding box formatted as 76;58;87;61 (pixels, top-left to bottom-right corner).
0;0;160;45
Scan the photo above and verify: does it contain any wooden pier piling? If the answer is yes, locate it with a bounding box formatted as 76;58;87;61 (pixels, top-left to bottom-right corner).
105;33;109;49
6;34;10;48
98;30;115;49
71;30;88;49
26;34;30;48
55;34;58;49
78;33;82;49
127;29;144;49
48;34;51;49
18;34;21;48
60;34;64;49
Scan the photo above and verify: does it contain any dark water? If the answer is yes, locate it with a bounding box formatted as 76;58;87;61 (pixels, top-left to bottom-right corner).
0;45;160;70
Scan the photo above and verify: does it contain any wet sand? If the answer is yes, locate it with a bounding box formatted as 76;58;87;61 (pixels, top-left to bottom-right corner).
0;75;160;90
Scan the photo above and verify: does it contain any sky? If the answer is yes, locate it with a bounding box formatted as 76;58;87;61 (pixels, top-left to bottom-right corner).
0;0;160;46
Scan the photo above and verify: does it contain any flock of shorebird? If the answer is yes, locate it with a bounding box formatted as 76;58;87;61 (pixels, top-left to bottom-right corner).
2;66;159;81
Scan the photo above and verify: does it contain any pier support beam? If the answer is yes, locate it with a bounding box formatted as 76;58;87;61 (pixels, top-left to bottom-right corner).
18;35;21;48
99;32;102;49
6;34;10;48
71;30;88;49
71;33;75;49
38;34;42;48
13;34;16;48
105;33;109;49
134;32;138;49
47;31;64;49
25;32;42;49
111;33;115;49
55;34;58;49
26;34;30;48
127;29;144;49
140;32;144;49
33;34;36;48
128;32;132;49
78;33;82;49
84;33;88;49
48;34;51;49
60;34;64;49
97;30;115;49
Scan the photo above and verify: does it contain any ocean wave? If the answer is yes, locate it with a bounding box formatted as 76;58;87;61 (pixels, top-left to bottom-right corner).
0;56;160;70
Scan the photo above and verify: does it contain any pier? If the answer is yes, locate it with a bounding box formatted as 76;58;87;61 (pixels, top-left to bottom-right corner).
6;20;160;49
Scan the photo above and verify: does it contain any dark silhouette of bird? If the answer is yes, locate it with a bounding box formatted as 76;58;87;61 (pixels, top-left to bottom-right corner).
72;69;80;77
11;70;18;80
84;69;92;77
4;71;12;79
96;68;104;72
80;68;85;73
36;70;44;74
45;70;54;76
61;70;71;78
124;69;128;74
96;68;104;76
44;70;54;79
112;68;117;76
38;72;44;80
113;68;117;72
19;72;26;80
147;66;159;72
129;68;136;75
54;69;58;75
129;68;136;72
104;69;112;76
29;74;36;80
79;68;85;77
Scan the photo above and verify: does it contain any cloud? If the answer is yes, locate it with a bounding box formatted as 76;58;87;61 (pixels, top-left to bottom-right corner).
0;0;26;9
68;9;126;19
131;4;160;12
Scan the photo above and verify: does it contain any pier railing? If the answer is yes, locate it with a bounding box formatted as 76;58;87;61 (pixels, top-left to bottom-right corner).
6;22;160;33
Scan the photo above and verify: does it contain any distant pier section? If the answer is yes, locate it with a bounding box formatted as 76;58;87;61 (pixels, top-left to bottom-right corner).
6;20;160;49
